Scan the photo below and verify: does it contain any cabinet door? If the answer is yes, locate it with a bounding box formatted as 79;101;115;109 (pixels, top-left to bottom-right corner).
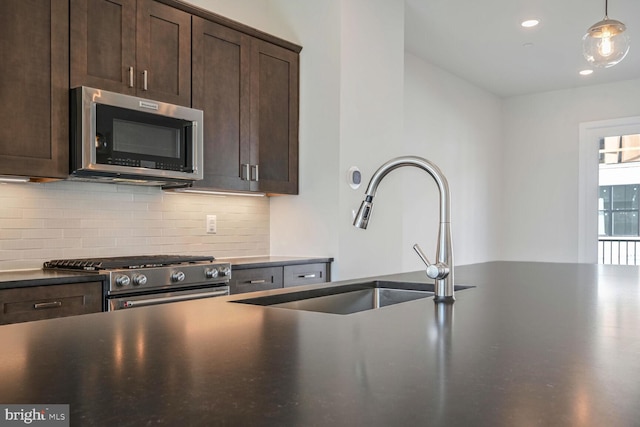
0;0;68;178
0;282;103;325
283;263;328;288
229;267;283;295
251;39;299;194
192;17;252;191
70;0;137;95
136;0;191;106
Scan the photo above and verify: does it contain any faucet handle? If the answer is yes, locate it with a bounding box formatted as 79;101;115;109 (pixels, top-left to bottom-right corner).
413;243;450;280
413;243;431;267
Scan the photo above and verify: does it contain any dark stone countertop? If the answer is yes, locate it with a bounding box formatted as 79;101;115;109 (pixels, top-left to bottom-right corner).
0;269;105;290
0;257;332;290
0;261;638;426
220;255;334;269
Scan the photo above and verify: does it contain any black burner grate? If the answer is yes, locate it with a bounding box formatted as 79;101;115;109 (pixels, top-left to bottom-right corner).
43;255;215;271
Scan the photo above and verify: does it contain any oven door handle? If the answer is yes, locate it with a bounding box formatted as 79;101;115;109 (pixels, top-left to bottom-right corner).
122;289;229;308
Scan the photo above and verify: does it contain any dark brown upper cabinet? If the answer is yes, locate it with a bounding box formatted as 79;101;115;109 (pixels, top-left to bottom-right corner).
191;17;299;195
250;39;299;195
0;0;69;179
192;18;251;192
71;0;191;107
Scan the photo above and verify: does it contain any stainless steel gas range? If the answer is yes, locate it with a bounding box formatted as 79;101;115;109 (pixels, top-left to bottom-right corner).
44;255;231;311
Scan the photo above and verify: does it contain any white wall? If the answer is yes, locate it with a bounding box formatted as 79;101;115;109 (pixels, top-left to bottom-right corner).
402;54;503;271
267;1;341;270
336;0;406;280
501;78;640;262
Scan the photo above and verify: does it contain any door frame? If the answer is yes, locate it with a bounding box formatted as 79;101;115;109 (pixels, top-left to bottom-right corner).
578;116;640;263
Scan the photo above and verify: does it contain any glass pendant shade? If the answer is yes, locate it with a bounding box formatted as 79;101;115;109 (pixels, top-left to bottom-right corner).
582;18;630;68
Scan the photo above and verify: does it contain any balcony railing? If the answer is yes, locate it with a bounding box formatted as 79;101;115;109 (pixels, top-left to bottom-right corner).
598;238;640;265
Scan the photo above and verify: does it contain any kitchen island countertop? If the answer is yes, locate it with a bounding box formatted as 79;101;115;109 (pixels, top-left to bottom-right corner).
0;261;638;426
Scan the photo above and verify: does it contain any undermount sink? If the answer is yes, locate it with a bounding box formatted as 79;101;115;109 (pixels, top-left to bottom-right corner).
234;280;473;315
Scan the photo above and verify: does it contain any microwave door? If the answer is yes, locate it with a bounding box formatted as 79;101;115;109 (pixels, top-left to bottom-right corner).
71;86;203;184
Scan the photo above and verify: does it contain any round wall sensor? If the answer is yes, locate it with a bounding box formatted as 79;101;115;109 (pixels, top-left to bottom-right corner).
347;166;362;190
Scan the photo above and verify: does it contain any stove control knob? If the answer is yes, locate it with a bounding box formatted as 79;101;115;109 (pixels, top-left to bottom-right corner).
219;266;231;277
205;268;219;279
115;275;131;287
132;274;147;286
172;271;186;283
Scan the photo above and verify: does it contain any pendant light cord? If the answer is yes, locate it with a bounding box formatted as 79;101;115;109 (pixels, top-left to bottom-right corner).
604;0;609;19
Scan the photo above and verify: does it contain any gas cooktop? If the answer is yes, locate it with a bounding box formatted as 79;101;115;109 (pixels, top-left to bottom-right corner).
43;255;215;271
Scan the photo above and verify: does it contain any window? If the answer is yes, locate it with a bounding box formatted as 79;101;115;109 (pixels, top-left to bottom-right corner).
599;184;640;236
599;134;640;164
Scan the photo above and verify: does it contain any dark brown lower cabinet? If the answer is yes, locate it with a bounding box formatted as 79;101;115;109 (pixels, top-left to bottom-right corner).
283;263;328;288
0;282;103;325
229;267;283;295
230;263;330;295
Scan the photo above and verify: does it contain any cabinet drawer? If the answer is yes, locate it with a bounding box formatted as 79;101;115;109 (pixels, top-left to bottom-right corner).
230;267;283;295
284;263;327;287
0;282;103;325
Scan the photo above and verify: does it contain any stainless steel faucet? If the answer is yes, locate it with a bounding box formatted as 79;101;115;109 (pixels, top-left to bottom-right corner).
353;156;455;302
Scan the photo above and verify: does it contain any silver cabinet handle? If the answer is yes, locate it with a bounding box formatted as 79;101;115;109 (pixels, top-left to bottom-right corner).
299;274;317;279
251;164;259;182
249;279;266;284
241;164;250;180
34;301;62;310
142;70;148;91
128;66;134;88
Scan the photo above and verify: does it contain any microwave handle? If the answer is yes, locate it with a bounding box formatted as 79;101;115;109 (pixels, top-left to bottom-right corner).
192;121;199;174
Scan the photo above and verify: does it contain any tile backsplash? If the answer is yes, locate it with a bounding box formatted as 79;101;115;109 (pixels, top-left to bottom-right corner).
0;180;269;270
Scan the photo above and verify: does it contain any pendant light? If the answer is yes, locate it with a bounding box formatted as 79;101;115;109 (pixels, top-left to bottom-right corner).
582;0;630;68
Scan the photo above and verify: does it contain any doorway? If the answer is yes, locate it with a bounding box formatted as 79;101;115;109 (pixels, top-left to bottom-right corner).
598;134;640;264
579;117;640;263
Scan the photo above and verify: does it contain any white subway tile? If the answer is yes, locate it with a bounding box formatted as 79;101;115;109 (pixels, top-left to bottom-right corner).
0;182;270;269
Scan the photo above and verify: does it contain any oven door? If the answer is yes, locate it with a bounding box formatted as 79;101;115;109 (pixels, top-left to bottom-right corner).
108;286;229;311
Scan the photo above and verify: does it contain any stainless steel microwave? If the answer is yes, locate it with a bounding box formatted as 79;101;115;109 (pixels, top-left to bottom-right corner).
70;86;203;186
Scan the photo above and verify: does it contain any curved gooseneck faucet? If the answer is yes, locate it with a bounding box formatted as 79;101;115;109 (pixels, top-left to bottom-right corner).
353;156;455;303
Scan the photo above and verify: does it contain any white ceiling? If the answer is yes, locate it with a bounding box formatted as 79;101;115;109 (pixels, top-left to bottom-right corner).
404;0;640;97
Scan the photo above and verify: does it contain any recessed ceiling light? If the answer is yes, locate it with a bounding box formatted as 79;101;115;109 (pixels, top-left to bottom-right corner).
580;69;594;76
521;19;540;28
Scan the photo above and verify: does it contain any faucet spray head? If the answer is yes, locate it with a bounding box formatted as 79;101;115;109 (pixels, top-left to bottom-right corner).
353;196;374;229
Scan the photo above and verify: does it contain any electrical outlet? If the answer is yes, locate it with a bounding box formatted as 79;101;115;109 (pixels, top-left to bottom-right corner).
206;215;217;234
